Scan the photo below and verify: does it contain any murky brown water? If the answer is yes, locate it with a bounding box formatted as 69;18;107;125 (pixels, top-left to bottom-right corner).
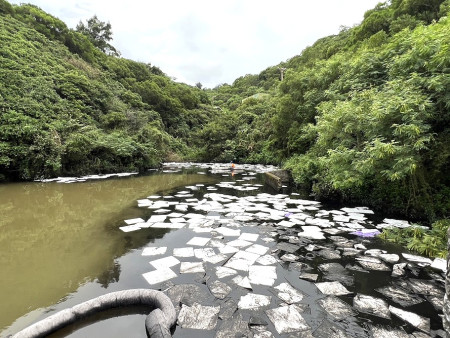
0;172;216;333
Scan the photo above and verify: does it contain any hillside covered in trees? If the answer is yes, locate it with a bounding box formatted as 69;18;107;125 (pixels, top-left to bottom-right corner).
1;0;449;222
198;0;450;221
0;0;212;180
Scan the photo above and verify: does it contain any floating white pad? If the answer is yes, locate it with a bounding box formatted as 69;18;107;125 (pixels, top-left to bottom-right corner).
233;250;261;264
119;225;141;232
186;237;210;246
249;266;277;286
215;266;238;279
204;254;229;264
219;245;240;254
227;239;253;248
238;293;271;310
180;262;205;274
256;255;278;266
147;215;167;223
225;257;252;272
173;247;194;257
124;218;145;225
194;248;216;260
142;267;177;285
151;222;185;229
169;217;186;223
142;247;167;256
149;256;180;269
214;227;241;237
246;244;269;255
238;233;259;242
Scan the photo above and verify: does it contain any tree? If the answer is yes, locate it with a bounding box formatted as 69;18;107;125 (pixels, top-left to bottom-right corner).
76;15;120;56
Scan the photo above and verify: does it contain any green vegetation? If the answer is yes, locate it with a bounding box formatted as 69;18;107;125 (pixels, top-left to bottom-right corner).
0;1;209;180
379;219;449;258
197;0;450;224
0;0;449;241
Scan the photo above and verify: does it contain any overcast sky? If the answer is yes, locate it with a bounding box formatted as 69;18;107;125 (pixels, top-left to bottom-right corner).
9;0;381;88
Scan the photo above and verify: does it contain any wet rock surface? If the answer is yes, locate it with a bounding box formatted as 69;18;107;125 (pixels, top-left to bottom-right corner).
124;163;446;337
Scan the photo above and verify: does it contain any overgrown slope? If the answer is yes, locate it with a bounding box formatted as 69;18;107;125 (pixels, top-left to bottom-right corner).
198;0;450;220
0;1;211;180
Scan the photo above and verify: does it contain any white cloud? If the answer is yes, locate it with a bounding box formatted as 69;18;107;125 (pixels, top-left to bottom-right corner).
8;0;381;87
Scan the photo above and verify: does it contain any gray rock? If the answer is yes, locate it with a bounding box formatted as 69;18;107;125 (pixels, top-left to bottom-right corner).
312;319;347;338
315;281;352;296
317;296;356;320
389;305;430;333
370;325;409;338
219;299;238;320
277;242;300;253
273;282;305;304
165;284;209;310
406;278;445;297
318;249;341;260
266;304;310;334
299;272;318;282
356;257;391;271
208;280;232;299
375;285;424;307
353;294;390;319
392;263;407;277
215;313;252;338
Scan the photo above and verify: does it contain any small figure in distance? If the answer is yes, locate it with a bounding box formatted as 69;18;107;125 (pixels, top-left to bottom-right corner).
230;161;236;177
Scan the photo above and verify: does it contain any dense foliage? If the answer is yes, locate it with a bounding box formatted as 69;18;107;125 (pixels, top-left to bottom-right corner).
379;219;450;258
198;0;450;222
0;1;210;180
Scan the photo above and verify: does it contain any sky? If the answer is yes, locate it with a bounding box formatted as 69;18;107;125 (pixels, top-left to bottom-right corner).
9;0;382;88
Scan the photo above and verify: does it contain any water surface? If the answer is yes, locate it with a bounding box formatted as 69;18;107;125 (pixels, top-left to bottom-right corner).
0;172;216;333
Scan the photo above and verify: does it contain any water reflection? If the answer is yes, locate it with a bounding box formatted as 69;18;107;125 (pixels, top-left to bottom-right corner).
0;172;216;331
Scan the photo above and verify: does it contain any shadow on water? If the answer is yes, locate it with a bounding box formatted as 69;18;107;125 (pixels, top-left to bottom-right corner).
0;171;217;332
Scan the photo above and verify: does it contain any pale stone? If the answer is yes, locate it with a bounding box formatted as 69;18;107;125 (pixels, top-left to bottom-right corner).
315;281;352;296
389;306;430;333
274;282;304;304
266;305;310;334
353;294;390;319
178;303;220;330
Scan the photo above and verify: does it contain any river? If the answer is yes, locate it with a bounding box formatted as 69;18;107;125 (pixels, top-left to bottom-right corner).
0;163;445;337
